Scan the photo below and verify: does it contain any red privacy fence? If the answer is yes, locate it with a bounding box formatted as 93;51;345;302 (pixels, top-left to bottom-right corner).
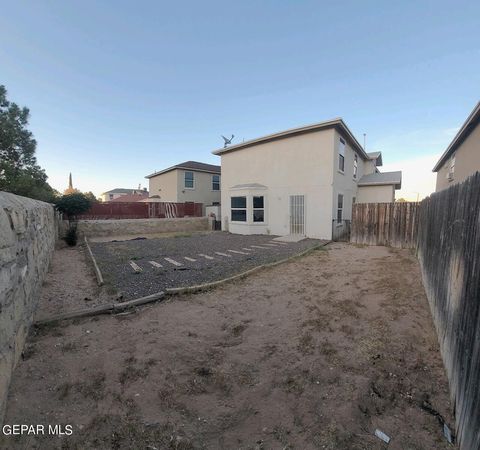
77;202;203;220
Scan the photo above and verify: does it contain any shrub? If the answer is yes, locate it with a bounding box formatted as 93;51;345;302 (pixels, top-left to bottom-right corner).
55;193;92;221
64;225;78;246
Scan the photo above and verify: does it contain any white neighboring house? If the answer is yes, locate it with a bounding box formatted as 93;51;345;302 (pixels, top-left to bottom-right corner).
145;161;221;213
213;118;401;240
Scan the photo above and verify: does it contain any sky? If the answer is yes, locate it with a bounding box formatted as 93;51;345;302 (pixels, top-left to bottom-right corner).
1;0;479;200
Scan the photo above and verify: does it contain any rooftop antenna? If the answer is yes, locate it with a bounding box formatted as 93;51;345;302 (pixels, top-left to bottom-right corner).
221;134;235;148
363;133;366;151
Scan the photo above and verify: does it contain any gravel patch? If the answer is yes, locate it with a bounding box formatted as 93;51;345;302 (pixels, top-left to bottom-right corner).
90;232;326;300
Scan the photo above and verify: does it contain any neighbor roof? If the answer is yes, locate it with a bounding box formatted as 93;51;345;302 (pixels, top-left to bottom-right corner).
433;101;480;172
367;151;383;166
212;118;369;160
109;194;148;202
358;171;402;189
101;188;147;195
145;161;221;179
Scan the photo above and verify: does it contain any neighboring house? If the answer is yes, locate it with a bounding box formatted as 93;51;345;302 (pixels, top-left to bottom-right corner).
100;188;149;202
433;101;480;191
212;118;401;240
145;161;221;211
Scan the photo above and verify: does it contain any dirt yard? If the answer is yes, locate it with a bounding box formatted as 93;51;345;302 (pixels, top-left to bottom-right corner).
2;243;454;449
33;244;117;322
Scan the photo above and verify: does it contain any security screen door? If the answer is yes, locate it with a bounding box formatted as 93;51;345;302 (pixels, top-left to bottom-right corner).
289;195;305;235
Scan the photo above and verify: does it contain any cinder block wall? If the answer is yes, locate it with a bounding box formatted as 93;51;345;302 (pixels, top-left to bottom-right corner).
75;216;209;238
0;192;57;419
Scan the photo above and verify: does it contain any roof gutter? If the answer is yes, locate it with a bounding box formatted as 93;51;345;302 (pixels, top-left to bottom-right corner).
212;118;369;160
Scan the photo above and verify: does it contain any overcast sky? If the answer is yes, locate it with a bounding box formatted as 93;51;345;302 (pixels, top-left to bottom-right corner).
1;0;479;199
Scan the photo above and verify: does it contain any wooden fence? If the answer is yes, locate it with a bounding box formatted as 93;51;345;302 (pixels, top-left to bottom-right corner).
77;201;203;220
416;173;480;450
350;202;419;248
351;173;480;449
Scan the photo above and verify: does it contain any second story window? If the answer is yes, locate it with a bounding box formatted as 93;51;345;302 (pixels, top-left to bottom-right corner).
353;154;358;179
212;174;220;191
184;171;194;189
447;155;455;181
338;138;345;172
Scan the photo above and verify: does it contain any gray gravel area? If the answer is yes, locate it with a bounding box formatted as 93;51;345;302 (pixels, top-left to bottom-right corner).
90;232;326;300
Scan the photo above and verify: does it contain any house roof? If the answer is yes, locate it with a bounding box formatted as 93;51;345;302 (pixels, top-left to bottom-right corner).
145;161;221;179
367;151;383;166
109;194;148;202
212;118;369;160
101;188;148;195
433;101;480;172
358;171;402;189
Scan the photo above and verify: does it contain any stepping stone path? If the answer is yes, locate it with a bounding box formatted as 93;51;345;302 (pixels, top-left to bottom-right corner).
126;242;293;273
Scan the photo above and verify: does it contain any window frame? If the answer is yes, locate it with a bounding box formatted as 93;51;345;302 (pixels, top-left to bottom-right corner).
338;138;345;173
184;171;195;189
447;155;456;181
337;193;344;224
231;196;247;222
353;153;358;179
212;174;220;191
252;195;265;223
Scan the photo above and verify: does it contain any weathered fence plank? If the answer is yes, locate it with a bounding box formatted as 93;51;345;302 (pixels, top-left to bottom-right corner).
76;201;203;220
351;202;419;248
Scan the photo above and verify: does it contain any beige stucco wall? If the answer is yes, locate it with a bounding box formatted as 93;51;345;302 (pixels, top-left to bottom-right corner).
148;169;221;210
356;185;395;203
220;129;336;239
332;129;367;223
0;192;57;419
362;159;377;175
148;170;180;202
435;123;480;191
176;170;221;206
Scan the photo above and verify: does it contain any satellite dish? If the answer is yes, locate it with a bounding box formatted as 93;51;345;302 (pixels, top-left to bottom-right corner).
221;134;235;148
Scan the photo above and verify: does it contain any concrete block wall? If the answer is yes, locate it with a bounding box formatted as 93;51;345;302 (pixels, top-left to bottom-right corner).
0;192;57;419
75;216;209;238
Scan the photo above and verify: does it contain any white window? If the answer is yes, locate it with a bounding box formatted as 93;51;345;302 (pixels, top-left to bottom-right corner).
231;196;247;222
447;155;455;181
338;138;345;172
337;194;343;222
184;171;194;189
212;174;220;191
353;154;358;179
253;196;264;222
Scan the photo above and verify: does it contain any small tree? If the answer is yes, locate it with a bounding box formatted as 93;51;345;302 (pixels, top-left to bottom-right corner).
55;193;92;246
0;85;57;201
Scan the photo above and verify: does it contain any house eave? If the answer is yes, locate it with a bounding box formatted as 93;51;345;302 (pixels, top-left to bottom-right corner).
212;118;369;160
433;101;480;172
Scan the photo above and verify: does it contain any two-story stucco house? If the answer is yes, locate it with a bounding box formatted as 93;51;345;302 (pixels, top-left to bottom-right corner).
433;101;480;191
212;118;401;240
145;161;221;212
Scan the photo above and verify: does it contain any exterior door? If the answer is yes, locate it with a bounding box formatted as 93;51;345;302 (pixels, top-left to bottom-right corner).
289;195;305;235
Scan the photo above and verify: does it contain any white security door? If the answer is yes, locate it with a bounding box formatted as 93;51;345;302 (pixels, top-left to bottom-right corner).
289;195;305;235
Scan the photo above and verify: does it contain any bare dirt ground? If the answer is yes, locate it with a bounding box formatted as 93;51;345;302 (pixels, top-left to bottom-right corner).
3;243;454;449
33;244;117;322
